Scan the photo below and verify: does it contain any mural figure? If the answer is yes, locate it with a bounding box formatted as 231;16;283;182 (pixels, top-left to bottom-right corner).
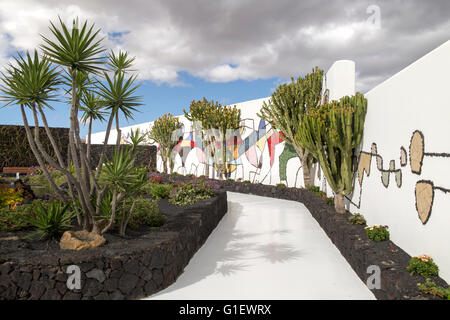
351;130;450;225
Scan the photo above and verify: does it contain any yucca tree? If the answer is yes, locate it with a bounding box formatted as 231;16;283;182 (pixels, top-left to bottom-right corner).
1;17;144;236
0;50;67;199
128;128;146;155
38;17;107;230
80;91;107;160
100;148;137;234
96;71;142;148
107;49;136;75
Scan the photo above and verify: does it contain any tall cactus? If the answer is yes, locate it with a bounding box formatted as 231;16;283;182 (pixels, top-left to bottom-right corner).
184;98;241;179
296;93;367;214
147;113;182;174
258;67;323;187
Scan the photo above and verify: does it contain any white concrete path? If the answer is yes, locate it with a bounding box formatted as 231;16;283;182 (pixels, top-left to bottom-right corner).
145;192;376;300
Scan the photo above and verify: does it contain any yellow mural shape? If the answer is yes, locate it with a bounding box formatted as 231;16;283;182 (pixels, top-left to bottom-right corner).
415;181;434;224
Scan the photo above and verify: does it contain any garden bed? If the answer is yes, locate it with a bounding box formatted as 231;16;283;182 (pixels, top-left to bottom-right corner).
162;173;448;300
0;190;227;300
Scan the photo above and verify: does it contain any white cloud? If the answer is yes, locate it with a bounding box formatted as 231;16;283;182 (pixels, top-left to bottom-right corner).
0;0;449;92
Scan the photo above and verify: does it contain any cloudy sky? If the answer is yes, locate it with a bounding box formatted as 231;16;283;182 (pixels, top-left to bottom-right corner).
0;0;449;134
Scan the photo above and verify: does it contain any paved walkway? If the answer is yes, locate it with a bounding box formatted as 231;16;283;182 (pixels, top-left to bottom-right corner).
145;192;375;300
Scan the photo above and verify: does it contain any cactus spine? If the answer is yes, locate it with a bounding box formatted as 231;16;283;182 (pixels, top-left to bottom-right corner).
296;92;367;213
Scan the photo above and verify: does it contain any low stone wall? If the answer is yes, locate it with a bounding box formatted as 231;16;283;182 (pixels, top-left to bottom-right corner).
163;174;448;300
0;191;227;300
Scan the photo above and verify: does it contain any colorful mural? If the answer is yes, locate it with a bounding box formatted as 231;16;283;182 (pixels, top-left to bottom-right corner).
350;130;450;225
146;118;305;185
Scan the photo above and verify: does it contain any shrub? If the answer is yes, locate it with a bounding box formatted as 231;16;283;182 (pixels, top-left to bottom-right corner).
24;199;75;240
306;185;320;193
348;213;366;225
365;225;389;242
0;204;34;232
124;198;166;230
243;180;251;184
149;184;171;199
325;197;334;206
417;279;450;300
24;170;67;194
169;178;218;206
276;183;286;188
0;184;23;209
407;255;439;277
227;178;234;182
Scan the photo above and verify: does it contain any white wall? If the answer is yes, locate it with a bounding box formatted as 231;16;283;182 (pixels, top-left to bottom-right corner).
346;40;450;283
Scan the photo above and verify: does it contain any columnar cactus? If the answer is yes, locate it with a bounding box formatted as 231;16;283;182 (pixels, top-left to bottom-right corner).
296;93;367;214
184;98;241;179
258;67;324;187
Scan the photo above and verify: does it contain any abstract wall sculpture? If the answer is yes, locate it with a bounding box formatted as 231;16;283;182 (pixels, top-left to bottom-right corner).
351;130;450;225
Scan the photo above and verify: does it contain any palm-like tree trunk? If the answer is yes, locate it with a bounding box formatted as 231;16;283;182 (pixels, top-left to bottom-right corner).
20;105;65;199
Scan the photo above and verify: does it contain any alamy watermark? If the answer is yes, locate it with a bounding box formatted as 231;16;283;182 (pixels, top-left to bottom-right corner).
366;4;381;29
366;265;381;289
66;265;81;290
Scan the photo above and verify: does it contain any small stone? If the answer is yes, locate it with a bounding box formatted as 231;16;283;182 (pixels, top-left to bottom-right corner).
118;273;139;295
86;269;106;283
30;282;46;299
60;230;106;251
110;290;124;300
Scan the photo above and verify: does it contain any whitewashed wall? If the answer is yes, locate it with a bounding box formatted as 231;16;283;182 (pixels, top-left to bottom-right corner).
345;40;450;283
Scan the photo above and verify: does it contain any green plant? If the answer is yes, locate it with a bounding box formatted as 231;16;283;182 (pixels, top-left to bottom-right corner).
0;185;23;209
407;255;439;277
417;278;450;300
258;67;324;187
100;149;149;235
24;199;75;240
276;183;286;188
306;185;320;193
0;204;34;232
124;198;166;230
184;98;241;179
348;213;366;225
24;169;67;195
296;93;368;213
147;113;182;174
227;178;234;182
365;225;389;242
169;179;216;206
1;16;143;235
325;197;334;206
149;184;171;199
243;180;251;184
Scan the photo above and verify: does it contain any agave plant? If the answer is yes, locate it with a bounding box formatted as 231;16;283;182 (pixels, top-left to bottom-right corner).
24;199;75;240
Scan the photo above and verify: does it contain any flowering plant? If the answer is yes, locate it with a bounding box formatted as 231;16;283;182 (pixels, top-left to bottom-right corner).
169;177;219;206
0;185;23;210
147;172;162;184
365;225;389;242
407;255;439;277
